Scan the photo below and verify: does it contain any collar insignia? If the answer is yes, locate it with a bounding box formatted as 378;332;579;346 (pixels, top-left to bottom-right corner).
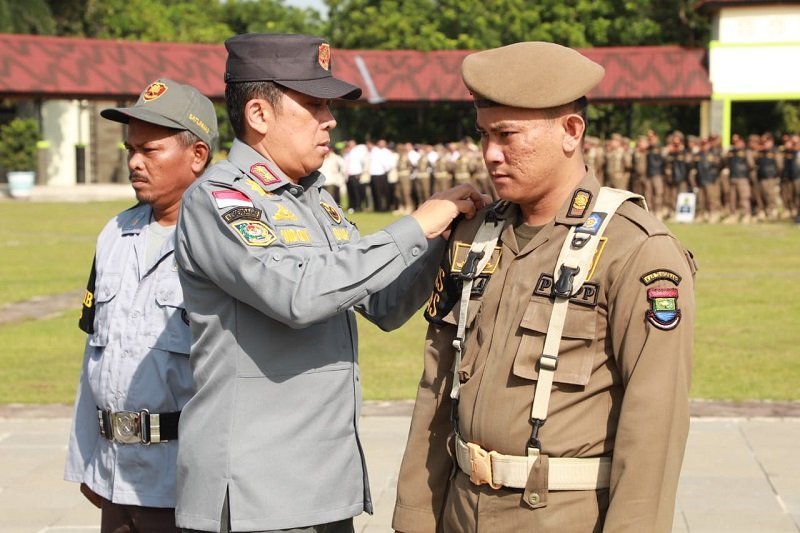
568;189;592;218
250;163;282;187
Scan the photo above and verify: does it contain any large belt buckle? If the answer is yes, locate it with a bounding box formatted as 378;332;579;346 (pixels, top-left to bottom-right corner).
111;411;143;444
467;442;502;489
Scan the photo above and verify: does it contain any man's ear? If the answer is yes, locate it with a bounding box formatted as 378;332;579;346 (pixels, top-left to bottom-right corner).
562;114;586;154
244;98;271;136
191;142;210;175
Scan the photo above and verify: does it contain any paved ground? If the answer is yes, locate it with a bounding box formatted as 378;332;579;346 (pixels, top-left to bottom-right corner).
0;403;798;533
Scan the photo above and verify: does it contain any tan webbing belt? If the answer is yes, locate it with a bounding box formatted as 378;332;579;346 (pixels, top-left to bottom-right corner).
455;435;611;490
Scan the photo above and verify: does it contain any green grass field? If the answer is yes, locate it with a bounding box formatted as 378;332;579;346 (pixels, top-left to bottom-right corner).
1;201;798;403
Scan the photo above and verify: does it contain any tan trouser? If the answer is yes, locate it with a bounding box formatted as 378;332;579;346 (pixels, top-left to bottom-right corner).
759;178;780;219
701;182;722;221
730;178;751;218
647;175;665;217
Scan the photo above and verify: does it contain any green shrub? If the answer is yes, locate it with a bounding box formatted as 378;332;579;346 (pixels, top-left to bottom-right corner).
0;118;40;171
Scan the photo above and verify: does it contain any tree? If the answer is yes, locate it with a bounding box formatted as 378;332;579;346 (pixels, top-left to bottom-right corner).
324;0;712;141
222;0;323;36
0;0;56;34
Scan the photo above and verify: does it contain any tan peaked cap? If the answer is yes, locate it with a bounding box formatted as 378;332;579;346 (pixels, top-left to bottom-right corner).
462;41;605;109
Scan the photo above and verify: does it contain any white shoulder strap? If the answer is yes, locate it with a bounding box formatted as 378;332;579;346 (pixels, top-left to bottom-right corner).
528;188;643;449
450;215;505;402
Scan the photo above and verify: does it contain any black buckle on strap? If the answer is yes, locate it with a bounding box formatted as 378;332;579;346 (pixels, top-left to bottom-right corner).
553;265;580;298
528;418;545;450
458;250;485;281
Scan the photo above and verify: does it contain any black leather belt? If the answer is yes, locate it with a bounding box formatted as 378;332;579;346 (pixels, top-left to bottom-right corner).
98;408;180;444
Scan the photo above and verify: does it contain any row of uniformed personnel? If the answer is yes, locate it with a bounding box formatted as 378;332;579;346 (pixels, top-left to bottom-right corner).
587;130;800;223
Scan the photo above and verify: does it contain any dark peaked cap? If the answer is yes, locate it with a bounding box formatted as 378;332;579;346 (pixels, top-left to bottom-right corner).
462;41;605;109
224;33;362;101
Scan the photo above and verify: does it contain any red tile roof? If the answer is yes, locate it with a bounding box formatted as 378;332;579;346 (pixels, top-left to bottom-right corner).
0;33;711;103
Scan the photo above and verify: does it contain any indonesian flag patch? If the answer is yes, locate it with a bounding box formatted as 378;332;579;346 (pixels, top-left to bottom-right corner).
212;190;253;209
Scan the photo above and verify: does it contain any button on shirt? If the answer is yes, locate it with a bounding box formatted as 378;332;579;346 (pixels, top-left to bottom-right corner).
64;203;194;507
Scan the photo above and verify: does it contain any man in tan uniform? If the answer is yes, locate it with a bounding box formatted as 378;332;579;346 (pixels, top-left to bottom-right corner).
393;41;696;533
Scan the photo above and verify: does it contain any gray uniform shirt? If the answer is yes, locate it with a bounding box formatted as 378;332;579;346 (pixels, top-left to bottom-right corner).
64;203;193;507
174;140;444;531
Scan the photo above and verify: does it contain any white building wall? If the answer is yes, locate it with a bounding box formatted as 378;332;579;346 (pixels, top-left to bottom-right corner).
40;99;92;185
710;4;800;98
718;5;800;43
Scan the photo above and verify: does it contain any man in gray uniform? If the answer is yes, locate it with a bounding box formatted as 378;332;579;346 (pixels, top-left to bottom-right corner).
174;33;485;533
65;79;217;533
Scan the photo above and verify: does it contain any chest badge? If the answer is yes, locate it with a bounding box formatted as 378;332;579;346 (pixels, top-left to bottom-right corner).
273;204;298;221
451;242;501;275
320;201;342;224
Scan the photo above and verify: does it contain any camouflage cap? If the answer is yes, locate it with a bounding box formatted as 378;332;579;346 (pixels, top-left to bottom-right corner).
101;79;218;148
462;41;604;109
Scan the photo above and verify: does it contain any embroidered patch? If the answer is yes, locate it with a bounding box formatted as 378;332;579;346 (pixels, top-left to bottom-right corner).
230;220;277;247
640;269;682;286
320;201;342;224
318;43;331;70
332;227;350;241
273;204;298;221
142;81;168;101
213;190;253;209
222;206;263;223
280;228;311;244
533;273;599;307
245;179;270;197
586;236;607;282
450;242;502;275
646;287;681;330
575;212;607;235
250;163;282;187
568;189;592;218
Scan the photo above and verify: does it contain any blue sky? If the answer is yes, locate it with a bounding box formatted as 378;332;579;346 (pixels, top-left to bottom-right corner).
286;0;327;13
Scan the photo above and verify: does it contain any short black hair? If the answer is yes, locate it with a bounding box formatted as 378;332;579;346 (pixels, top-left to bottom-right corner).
225;81;286;139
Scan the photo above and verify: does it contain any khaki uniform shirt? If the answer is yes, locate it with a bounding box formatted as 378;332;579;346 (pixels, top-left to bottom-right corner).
394;173;696;532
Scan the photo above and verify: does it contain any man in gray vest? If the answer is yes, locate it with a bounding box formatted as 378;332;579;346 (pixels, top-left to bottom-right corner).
174;33;485;533
65;79;218;533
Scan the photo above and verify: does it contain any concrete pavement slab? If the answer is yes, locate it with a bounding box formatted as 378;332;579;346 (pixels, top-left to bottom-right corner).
1;407;799;532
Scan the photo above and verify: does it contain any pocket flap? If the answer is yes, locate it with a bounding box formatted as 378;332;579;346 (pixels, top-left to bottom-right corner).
440;299;482;328
95;274;121;303
514;299;597;386
519;299;596;340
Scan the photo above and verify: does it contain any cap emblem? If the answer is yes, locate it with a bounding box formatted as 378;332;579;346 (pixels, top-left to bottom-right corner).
318;43;331;71
143;81;168;102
